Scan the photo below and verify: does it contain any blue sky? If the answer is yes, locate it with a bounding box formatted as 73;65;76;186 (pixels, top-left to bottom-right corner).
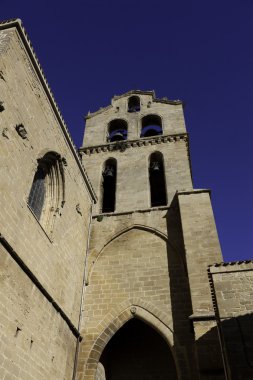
2;0;253;261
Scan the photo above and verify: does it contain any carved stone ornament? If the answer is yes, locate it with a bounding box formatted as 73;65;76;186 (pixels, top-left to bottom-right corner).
61;157;67;166
76;204;82;216
15;124;28;139
130;306;137;315
2;127;9;139
0;101;4;112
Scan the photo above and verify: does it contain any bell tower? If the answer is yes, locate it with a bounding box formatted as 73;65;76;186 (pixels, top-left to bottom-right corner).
79;91;225;380
81;90;192;214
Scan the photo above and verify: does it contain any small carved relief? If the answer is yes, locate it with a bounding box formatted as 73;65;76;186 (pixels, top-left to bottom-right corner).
15;124;28;139
0;70;5;81
15;326;22;337
0;101;4;111
130;306;137;315
2;127;9;139
61;157;67;166
76;204;82;216
0;31;11;55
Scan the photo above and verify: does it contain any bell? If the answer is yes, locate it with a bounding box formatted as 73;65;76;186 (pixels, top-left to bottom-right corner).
151;162;160;171
111;132;124;142
103;166;114;177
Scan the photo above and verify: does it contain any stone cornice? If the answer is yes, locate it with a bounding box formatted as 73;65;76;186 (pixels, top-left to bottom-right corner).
79;133;188;155
209;260;253;271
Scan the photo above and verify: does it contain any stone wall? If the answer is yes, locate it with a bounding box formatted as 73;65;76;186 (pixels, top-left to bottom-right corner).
77;206;201;380
81;136;192;214
0;244;76;380
178;190;224;378
0;22;94;380
209;262;253;380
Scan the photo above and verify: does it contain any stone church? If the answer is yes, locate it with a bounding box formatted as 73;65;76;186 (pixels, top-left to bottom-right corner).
0;18;253;380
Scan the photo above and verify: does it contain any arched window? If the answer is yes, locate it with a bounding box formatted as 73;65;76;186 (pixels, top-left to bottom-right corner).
108;119;128;142
102;158;117;213
128;96;140;112
28;152;65;234
149;152;167;207
141;115;162;137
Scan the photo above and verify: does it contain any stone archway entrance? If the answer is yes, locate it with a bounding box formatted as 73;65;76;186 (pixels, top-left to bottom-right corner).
97;318;178;380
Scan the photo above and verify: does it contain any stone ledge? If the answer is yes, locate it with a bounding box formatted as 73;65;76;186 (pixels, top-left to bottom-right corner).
189;314;216;321
208;260;253;273
177;189;211;196
92;205;171;219
80;133;188;155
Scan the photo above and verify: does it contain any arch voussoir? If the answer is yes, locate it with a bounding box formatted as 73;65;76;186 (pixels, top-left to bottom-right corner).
82;304;175;379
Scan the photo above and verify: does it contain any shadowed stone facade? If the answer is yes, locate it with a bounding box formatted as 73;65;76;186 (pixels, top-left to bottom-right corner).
0;18;253;380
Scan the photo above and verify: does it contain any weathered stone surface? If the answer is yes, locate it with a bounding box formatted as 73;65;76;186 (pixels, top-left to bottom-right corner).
1;18;253;380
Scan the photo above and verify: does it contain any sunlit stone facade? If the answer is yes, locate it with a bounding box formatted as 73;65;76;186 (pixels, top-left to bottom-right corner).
1;18;253;380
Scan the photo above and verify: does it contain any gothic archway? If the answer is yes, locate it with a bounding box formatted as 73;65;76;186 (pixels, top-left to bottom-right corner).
82;306;180;379
100;318;178;380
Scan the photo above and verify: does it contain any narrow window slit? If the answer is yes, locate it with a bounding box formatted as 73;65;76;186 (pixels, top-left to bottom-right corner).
149;152;167;207
101;158;117;213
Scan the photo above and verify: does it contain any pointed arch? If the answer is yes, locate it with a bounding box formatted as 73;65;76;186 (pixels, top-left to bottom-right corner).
86;224;171;283
83;304;180;379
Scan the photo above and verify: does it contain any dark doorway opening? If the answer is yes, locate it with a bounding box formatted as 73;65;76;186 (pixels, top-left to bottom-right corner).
100;318;178;380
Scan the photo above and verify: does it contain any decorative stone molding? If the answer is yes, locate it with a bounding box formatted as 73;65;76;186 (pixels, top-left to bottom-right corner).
80;133;188;156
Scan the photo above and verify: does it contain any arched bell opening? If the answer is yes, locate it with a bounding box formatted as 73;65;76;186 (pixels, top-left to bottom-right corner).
101;158;117;213
128;96;140;112
99;318;178;380
141;114;162;137
108;119;128;142
149;151;167;207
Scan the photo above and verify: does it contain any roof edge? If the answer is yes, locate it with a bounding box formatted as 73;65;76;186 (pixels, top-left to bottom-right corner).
85;90;183;119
